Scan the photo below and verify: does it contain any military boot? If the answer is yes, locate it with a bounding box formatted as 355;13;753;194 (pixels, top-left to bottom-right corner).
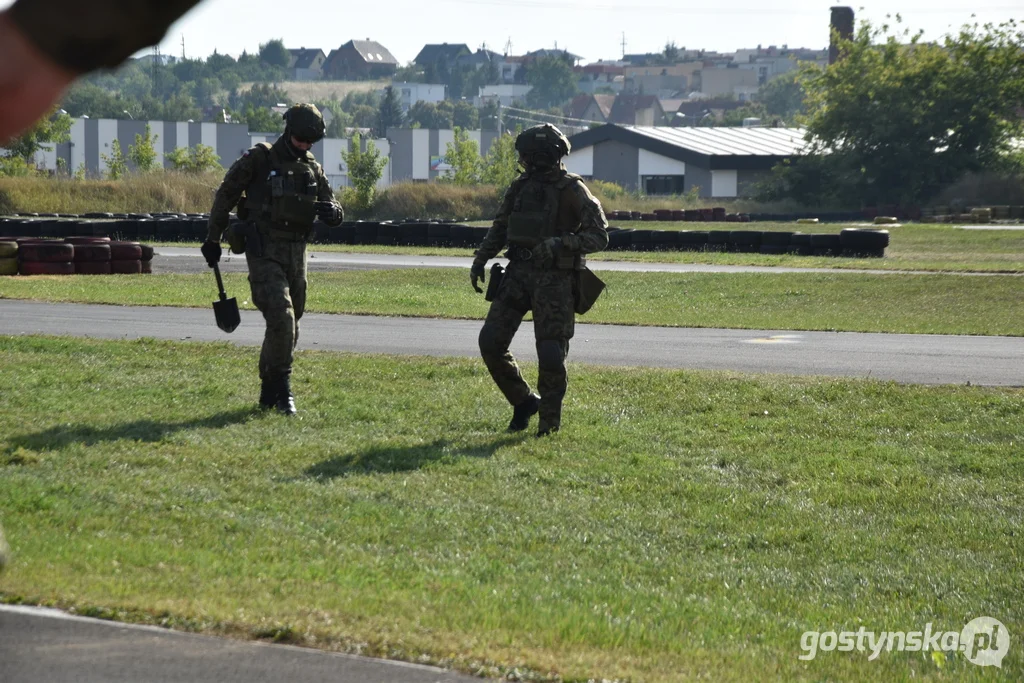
537;403;562;437
258;379;276;410
507;393;540;432
275;378;297;416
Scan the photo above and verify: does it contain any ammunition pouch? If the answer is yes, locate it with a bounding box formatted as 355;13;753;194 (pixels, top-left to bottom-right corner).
229;221;263;257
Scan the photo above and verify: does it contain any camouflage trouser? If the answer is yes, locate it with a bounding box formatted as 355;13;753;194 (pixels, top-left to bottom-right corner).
246;237;307;383
478;261;575;431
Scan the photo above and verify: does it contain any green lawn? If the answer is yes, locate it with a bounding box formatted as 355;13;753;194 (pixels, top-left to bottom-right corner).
1;269;1022;336
0;337;1020;681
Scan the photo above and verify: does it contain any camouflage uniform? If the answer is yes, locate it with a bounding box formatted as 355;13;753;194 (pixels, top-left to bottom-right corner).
9;0;203;72
474;166;609;433
207;136;343;393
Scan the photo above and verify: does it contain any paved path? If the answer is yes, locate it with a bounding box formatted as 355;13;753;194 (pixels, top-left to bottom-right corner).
0;605;479;683
151;247;974;276
3;300;1022;386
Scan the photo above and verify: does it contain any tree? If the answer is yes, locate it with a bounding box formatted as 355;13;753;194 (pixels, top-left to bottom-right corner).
101;139;128;179
794;18;1024;206
3;107;72;162
407;101;453;129
128;124;159;172
756;71;807;122
452;100;480;129
479;100;500;131
720;103;768;127
480;129;521;192
376;86;405;137
525;54;578;109
167;144;221;173
341;132;388;209
259;39;291;68
661;41;681;65
440;127;482;185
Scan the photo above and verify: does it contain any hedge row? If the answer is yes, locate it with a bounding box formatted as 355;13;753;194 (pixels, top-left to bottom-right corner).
0;216;889;256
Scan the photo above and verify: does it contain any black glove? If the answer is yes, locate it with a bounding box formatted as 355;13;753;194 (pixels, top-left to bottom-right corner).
315;201;341;224
200;240;221;268
470;261;486;293
530;237;562;266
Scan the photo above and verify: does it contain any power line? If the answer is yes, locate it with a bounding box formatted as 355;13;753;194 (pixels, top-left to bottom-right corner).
502;105;609;127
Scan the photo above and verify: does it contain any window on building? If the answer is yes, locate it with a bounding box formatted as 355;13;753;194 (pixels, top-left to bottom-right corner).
642;175;685;195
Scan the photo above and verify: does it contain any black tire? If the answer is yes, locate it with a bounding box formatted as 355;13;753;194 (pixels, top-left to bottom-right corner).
110;259;142;274
140;244;155;262
809;234;842;250
375;223;399;245
109;241;143;260
18;242;74;263
607;228;634;249
427;223;451;245
840;228;890;250
0;241;17;258
761;231;794;247
354;222;379;244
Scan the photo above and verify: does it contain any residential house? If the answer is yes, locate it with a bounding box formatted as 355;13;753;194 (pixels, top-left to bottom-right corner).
564;123;810;197
696;65;759;99
567;94;616;126
734;45;828;84
607;94;665;127
576;61;625;94
414;43;472;67
624;60;702;97
323;40;399;80
475;84;533;108
392;82;447;111
287;48;327;81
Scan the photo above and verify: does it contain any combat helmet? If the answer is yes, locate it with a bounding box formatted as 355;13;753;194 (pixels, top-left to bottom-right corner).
283;103;326;144
515;123;571;168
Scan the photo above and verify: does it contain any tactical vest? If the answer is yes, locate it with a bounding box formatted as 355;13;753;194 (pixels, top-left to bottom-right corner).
506;172;582;248
241;143;320;235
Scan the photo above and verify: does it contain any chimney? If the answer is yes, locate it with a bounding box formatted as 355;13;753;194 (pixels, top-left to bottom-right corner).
829;7;854;64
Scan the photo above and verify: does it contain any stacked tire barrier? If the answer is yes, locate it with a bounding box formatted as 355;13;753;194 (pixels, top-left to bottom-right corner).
0;213;890;257
0;234;155;276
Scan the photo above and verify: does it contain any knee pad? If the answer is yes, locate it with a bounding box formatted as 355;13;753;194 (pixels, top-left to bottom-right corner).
537;339;565;372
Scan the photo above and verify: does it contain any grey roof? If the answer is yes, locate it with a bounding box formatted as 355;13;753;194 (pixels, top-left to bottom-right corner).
288;48;325;70
526;48;583;62
628;125;810;156
568;123;811;170
343;40;399;66
415;43;471;65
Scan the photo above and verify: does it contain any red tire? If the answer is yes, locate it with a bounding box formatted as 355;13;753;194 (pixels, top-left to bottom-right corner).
110;259;142;274
72;244;111;262
141;260;152;274
20;261;75;275
109;241;142;260
65;236;111;245
140;244;154;262
18;242;74;262
75;261;112;275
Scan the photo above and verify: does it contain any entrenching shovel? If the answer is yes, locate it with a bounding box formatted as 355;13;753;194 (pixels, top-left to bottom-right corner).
212;263;240;333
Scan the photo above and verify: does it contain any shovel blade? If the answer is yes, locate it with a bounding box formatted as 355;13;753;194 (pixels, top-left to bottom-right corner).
213;296;241;333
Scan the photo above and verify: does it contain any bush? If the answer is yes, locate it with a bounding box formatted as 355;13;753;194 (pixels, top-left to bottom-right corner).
362;182;502;221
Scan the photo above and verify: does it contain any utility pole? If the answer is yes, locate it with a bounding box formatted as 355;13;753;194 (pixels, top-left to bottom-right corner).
180;33;185;60
621;32;627;59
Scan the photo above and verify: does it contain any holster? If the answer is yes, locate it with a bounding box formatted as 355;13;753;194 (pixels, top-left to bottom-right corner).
573;267;605;315
229;221;263;257
485;263;504;302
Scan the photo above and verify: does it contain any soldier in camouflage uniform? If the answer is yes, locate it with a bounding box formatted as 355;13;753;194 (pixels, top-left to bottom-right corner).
471;124;609;436
202;104;344;415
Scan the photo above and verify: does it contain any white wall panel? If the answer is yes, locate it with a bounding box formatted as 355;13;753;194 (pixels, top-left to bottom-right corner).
412;128;430;180
711;169;738;198
148;121;165;167
201;122;217;149
70;119;86;172
176;122;190;149
97;119;118;174
638;148;686;176
564;146;594;176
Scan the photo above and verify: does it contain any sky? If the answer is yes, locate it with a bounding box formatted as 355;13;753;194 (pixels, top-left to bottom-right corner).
3;0;1021;65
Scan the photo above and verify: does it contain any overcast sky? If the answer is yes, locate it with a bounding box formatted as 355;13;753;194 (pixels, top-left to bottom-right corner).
3;0;1021;65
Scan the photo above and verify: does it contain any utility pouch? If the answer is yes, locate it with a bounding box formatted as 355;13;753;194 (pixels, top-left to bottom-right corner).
485;263;505;302
227;222;247;254
574;267;606;315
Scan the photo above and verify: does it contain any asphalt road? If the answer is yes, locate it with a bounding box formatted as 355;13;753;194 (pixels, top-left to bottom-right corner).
3;300;1022;386
151;247;913;275
0;605;480;683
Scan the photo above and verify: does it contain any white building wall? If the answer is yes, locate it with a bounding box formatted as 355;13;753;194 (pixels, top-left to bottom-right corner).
711;169;738;198
200;122;218;149
638;149;686;176
148;121;165;168
70;118;86;173
411;128;430;180
176;122;190;149
97;119;118;174
564;146;594;176
374;139;391;190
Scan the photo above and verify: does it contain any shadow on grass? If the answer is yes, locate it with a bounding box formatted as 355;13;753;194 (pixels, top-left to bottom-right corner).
306;436;522;479
4;408;260;453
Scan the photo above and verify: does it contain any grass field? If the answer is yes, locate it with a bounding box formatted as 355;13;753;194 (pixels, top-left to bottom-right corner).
0;336;1020;681
1;269;1022;336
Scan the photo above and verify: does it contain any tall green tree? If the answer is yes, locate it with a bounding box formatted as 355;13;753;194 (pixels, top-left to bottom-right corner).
259;39;291;68
128;124;159;172
341;132;388;209
480;129;521;192
795;18;1024;206
452;100;479;129
440;127;482;185
525;54;579;109
756;70;807;122
376;86;405;137
3;108;72;162
101;139;128;179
